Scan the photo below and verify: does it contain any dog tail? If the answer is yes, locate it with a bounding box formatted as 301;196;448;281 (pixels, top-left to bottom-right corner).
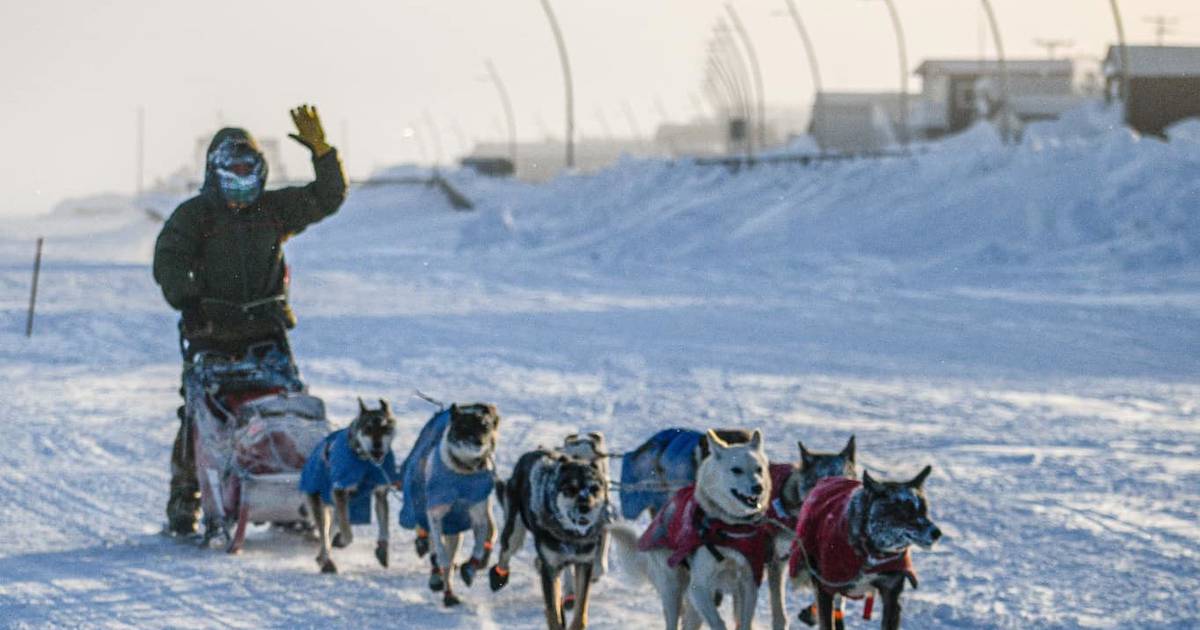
607;523;648;584
494;479;506;509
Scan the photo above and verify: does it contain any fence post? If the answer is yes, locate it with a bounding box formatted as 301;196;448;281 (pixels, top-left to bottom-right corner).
26;237;43;337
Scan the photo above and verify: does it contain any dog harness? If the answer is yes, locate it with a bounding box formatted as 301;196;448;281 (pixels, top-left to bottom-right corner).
298;427;397;524
398;409;495;535
638;485;775;585
787;477;916;597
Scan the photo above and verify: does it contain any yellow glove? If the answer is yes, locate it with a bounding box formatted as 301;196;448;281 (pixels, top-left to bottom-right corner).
288;104;333;158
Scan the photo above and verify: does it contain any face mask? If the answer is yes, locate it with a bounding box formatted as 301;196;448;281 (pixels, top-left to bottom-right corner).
209;138;265;208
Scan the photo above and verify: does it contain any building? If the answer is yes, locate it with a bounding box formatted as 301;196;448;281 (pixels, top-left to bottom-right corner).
808;92;906;153
1104;45;1200;137
914;59;1082;138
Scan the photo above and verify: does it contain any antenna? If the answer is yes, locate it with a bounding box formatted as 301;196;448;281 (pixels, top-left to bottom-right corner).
1143;14;1180;46
1034;38;1074;59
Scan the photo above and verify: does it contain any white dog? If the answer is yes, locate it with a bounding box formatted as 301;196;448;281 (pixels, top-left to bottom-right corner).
612;429;774;630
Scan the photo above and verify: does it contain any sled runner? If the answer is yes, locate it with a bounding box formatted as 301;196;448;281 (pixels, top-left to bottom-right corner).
184;341;332;553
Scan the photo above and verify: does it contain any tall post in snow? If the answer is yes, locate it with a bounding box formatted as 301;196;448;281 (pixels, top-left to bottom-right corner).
26;237;43;338
980;0;1011;144
539;0;575;169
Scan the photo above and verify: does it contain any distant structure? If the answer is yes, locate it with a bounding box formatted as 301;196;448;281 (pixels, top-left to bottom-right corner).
1104;45;1200;137
808;92;905;153
913;59;1081;139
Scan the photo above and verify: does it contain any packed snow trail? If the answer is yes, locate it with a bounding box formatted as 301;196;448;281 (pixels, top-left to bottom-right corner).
1;115;1198;627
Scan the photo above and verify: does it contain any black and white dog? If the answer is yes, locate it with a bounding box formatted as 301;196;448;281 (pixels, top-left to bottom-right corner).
490;449;610;630
558;432;611;610
299;399;398;574
789;467;942;630
397;402;501;606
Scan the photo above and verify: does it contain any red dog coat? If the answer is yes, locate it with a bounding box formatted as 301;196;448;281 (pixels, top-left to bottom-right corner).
638;485;776;584
788;477;916;597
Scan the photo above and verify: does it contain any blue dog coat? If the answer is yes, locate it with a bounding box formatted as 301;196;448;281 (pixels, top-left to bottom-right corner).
619;428;703;520
299;427;397;525
398;409;495;535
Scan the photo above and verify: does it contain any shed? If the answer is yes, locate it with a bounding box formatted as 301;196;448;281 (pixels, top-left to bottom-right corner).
1104;45;1200;137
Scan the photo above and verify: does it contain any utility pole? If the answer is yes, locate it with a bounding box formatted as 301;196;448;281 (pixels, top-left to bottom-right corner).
1034;39;1073;59
538;0;575;169
725;3;766;152
1143;15;1179;47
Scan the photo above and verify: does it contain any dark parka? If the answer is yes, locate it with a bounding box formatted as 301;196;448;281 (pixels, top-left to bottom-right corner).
153;128;347;342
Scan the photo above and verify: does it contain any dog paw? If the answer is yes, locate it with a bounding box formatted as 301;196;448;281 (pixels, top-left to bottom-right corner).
488;565;509;592
460;562;477;586
332;531;352;548
317;556;338;574
429;568;446;592
443;590;461;607
375;540;389;567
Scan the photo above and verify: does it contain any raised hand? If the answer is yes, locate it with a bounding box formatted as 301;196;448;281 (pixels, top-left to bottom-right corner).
288;104;332;158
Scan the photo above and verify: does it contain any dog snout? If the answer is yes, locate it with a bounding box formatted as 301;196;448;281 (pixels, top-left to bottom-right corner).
750;484;764;495
930;526;943;542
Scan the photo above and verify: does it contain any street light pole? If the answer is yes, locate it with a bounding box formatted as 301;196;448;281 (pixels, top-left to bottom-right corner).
782;0;824;101
484;58;518;169
538;0;575;169
872;0;909;146
979;0;1011;144
725;3;767;152
1109;0;1131;102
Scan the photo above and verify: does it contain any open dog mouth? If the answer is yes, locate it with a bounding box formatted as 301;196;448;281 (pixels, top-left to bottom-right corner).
730;488;761;510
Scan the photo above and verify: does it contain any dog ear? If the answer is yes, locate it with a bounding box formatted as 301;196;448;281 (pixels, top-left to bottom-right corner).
589;431;604;445
378;398;391;415
798;441;812;468
358;397;367;414
748;429;763;451
841;435;856;464
705;429;728;458
862;469;884;495
908;465;933;489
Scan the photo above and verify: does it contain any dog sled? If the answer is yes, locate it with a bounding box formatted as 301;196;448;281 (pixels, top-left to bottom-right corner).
183;341;332;553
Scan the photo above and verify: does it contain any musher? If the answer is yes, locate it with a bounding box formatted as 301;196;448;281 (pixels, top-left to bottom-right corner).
153;105;347;535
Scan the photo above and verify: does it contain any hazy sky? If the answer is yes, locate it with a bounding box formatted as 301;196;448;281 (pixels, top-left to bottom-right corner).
2;0;1196;216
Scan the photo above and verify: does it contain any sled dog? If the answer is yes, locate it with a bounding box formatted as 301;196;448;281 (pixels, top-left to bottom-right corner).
558;432;611;609
612;429;773;630
397;402;501;606
299;398;397;574
788;468;941;630
490;448;610;630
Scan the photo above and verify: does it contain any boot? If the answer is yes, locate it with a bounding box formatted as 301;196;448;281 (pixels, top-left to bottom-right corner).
166;409;200;535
